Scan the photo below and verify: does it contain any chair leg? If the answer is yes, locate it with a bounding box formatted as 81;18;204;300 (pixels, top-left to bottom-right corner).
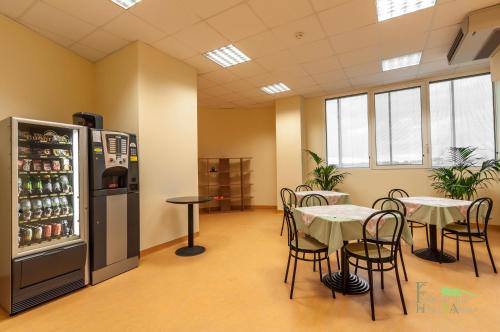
336;250;340;270
290;255;298;299
410;225;414;253
318;254;323;282
440;231;444;264
380;263;384;290
326;254;336;299
367;262;375;321
425;224;430;247
354;258;359;275
395;256;407;315
280;214;285;236
485;236;497;273
456;234;460;261
313;252;316;272
469;235;479;277
284;251;292;283
399;245;408;281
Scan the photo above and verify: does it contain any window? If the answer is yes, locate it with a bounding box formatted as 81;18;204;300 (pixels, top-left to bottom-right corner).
375;87;423;165
326;94;369;167
430;74;495;166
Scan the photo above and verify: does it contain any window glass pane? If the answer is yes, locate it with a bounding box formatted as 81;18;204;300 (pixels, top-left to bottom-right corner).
375;87;423;165
326;94;369;167
430;74;495;166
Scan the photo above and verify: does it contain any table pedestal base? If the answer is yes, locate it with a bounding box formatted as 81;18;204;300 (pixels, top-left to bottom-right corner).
322;272;369;295
175;245;205;256
414;248;456;263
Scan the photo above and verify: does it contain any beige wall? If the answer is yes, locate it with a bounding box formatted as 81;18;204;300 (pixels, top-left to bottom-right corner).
302;70;500;224
275;96;305;207
0;15;94;122
197;107;277;206
96;42;199;250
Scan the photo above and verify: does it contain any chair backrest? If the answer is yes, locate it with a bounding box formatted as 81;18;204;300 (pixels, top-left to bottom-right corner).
280;188;297;209
295;184;313;192
372;197;407;217
300;193;329;207
283;206;299;249
362;210;405;262
388;188;409;199
466;197;493;234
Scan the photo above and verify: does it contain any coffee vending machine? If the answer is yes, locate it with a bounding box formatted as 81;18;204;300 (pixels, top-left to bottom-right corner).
73;113;140;285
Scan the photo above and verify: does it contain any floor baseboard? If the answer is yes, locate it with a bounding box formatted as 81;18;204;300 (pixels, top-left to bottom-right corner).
140;232;200;257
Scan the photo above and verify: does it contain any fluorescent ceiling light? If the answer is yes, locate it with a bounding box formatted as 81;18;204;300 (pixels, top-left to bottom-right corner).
376;0;436;21
111;0;142;9
382;52;422;71
204;45;251;68
261;83;291;94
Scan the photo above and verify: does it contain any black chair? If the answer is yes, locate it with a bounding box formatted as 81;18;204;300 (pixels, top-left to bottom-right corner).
283;206;335;299
388;189;429;252
280;188;297;236
296;184;313;191
440;197;497;277
298;193;340;270
370;197;408;282
345;210;407;321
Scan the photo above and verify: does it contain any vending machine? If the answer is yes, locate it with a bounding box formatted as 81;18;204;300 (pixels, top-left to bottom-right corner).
0;117;88;315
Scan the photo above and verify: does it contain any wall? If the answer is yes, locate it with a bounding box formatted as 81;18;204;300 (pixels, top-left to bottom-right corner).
197;107;277;206
275;96;305;207
96;42;199;250
0;15;94;122
303;69;500;224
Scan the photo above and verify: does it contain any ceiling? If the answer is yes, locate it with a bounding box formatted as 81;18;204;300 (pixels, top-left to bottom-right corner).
0;0;496;109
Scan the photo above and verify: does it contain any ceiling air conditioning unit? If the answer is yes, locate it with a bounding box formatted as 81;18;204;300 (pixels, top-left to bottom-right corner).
447;4;500;65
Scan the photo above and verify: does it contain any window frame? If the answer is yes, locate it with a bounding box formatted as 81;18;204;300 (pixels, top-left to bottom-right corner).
324;92;370;169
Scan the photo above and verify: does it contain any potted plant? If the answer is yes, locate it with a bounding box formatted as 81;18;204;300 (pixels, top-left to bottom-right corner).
305;149;348;190
429;147;500;200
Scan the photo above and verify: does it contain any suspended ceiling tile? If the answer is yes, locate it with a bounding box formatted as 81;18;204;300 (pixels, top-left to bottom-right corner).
318;0;377;36
310;0;351;12
130;0;200;35
183;0;244;19
228;61;268;79
311;69;347;85
102;13;165;44
70;43;106;62
234;31;287;59
207;4;266;42
289;38;334;64
25;23;75;47
219;79;257;92
337;45;381;67
199;69;240;85
79;29;129;54
329;24;381;54
421;45;450;64
202;85;235;97
198;76;219;90
344;60;381;79
255;50;298;71
154;36;198;60
301;56;342;75
174;21;229;53
271;15;326;47
0;0;35;18
21;2;96;41
426;25;460;49
377;9;434;42
184;54;221;73
248;0;314;28
43;0;123;26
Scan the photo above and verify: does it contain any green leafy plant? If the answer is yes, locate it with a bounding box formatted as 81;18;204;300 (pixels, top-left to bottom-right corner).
305;149;348;190
429;147;500;200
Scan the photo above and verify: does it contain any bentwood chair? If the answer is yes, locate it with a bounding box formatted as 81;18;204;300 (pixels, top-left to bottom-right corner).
283;206;335;299
440;197;497;277
345;210;407;321
370;197;408;282
299;193;340;270
388;189;429;252
280;188;297;236
295;184;313;192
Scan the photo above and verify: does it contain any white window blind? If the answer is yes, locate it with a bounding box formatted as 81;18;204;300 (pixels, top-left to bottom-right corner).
326;94;369;167
375;87;423;165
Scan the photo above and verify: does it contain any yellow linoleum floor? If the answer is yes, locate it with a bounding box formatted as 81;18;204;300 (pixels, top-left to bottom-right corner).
1;209;500;331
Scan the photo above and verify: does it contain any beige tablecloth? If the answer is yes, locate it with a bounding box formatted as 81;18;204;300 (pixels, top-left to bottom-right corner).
294;204;413;255
295;190;351;206
398;197;476;229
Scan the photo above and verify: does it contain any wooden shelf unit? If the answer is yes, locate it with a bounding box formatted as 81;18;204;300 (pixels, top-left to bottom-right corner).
198;157;252;213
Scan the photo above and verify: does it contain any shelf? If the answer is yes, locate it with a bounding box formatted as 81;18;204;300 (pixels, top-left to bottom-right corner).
18;138;72;146
18;234;79;250
18;171;73;176
19;214;74;224
19;192;74;200
19;155;72;160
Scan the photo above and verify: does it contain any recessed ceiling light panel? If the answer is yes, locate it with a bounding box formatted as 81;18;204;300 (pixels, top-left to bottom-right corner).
382;52;422;71
376;0;436;21
204;45;251;68
111;0;142;9
261;83;291;94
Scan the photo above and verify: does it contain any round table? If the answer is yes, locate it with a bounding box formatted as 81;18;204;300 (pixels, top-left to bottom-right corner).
166;196;212;256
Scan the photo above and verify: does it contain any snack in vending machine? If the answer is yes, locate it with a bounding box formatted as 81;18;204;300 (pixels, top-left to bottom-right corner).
42;176;53;194
33;160;42;172
51;197;61;216
42;224;52;240
42;197;52;218
31;199;43;219
51;160;61;171
42;161;52;172
51;222;62;237
17;178;22;197
32;225;43;242
20;199;32;221
21;177;33;195
22;159;32;172
59;175;72;193
61;158;71;171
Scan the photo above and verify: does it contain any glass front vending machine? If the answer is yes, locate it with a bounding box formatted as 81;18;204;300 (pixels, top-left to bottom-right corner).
0;117;88;315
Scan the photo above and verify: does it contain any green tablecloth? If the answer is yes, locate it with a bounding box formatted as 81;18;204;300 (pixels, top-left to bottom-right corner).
398;197;476;229
294;205;413;255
